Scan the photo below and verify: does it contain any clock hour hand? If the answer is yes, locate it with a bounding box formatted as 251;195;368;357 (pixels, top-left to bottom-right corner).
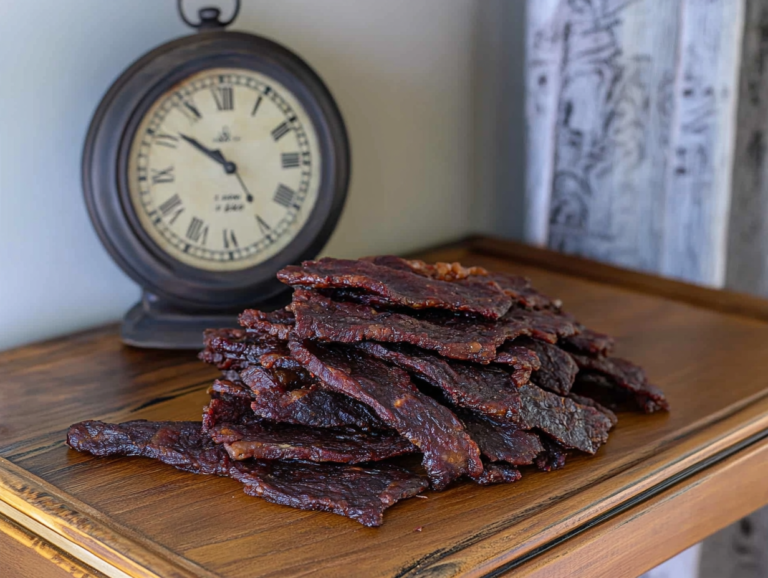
179;133;236;174
234;172;254;203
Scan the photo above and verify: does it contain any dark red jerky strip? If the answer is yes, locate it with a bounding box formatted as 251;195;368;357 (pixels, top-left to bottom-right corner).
357;342;526;414
475;462;522;486
67;420;231;475
499;308;578;343
289;340;483;490
570;354;670;413
202;388;253;432
510;337;578;395
240;365;386;431
568;393;618;426
516;383;611;454
485;272;559;310
210;379;253;399
355;342;608;454
493;341;541;385
459;412;544;466
209;421;416;463
290;290;501;363
365;255;488;282
233;460;428;527
238;308;295;340
534;438;568;472
66;420;427;527
199;328;288;370
561;327;615;356
278;257;512;319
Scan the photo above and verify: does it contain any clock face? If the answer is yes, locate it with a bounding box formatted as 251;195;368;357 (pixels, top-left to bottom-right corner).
127;67;322;272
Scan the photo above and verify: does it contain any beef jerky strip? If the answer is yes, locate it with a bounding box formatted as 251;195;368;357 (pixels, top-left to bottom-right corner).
202;387;253;432
238;308;295;340
459;412;544;466
475;462;522;486
568;392;618;426
485;272;559;310
67;420;427;527
290;340;483;489
199;328;288;370
366;255;559;311
534;438;568;471
278;257;512;319
290;291;574;363
507;337;578;395
358;342;611;454
561;326;615;356
209;421;416;463
570;354;670;413
364;255;488;282
240;365;385;431
493;341;541;385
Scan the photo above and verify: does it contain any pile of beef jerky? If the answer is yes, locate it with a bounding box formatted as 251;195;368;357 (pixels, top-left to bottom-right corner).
67;256;669;527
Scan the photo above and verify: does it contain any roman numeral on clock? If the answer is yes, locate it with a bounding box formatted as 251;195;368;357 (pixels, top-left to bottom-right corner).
256;215;272;239
157;193;184;224
281;152;300;169
223;228;238;249
151;166;174;184
186;217;208;245
251;95;262;117
153;133;178;148
271;121;290;141
273;184;296;208
212;86;234;111
180;99;202;122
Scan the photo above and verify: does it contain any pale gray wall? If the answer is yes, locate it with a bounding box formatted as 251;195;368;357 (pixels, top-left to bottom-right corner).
0;0;493;351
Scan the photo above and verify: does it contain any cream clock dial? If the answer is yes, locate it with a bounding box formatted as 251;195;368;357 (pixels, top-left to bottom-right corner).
127;67;322;272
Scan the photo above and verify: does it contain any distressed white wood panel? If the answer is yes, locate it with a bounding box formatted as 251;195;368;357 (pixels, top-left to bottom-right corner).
524;0;562;246
530;0;682;272
660;0;744;286
726;0;768;295
699;509;768;578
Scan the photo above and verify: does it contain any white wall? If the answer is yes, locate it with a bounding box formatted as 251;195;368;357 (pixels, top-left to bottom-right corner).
0;0;483;350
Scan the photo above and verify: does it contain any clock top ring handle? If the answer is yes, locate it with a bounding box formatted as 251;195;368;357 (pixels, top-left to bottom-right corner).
177;0;240;31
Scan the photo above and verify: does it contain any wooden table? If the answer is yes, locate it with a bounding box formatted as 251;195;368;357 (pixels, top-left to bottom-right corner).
3;236;768;578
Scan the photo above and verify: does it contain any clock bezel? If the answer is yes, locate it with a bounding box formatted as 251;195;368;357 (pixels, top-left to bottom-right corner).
83;31;350;311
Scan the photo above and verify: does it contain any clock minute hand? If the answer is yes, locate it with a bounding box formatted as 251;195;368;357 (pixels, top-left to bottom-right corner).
179;133;236;174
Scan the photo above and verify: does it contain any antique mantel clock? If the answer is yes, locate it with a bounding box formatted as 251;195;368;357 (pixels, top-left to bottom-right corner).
83;1;350;349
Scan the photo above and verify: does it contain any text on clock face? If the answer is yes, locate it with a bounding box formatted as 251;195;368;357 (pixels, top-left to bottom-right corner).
127;68;322;272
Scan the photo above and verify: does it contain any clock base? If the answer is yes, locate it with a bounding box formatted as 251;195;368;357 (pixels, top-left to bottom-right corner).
121;291;290;350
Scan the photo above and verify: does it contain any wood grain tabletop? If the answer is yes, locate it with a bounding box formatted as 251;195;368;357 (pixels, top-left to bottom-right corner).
2;236;768;578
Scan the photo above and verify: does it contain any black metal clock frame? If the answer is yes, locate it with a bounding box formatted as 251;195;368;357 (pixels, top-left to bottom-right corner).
82;15;350;348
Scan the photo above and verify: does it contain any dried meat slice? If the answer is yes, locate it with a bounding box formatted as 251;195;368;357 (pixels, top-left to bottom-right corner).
493;341;541;384
568;393;618;426
209;421;416;463
357;342;611;454
365;255;488;282
66;420;427;527
238;308;295;340
475;462;522;485
459;412;544;466
240;365;385;431
278;257;512;319
202;387;253;432
199;328;288;370
291;290;501;362
510;337;578;395
291;291;574;363
485;272;559;310
561;327;615;356
570;354;670;413
534;438;568;471
289;340;483;489
232;460;427;527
